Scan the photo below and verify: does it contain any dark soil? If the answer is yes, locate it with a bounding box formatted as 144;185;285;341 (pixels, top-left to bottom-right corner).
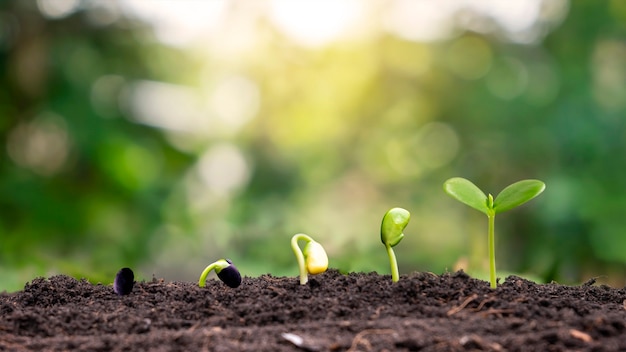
1;270;625;351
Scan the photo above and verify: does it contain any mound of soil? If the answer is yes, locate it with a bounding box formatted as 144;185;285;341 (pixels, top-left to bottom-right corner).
1;270;625;351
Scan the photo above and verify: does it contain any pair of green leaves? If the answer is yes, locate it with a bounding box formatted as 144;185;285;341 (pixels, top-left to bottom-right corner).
443;178;545;216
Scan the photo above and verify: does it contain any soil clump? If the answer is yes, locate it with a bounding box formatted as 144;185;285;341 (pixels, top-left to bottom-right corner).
1;270;625;351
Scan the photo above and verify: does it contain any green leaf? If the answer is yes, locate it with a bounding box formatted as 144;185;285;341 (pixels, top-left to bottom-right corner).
493;179;545;214
381;208;410;247
443;177;489;215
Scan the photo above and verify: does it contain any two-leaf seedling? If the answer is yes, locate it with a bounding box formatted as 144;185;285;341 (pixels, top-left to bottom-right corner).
443;177;545;288
381;208;410;282
198;259;242;288
291;233;329;285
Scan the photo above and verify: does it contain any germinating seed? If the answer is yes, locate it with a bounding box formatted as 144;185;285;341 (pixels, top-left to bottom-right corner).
114;267;134;295
217;259;242;288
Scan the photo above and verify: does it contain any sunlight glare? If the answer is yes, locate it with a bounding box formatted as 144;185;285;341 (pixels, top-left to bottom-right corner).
210;75;260;133
268;0;364;47
119;0;226;46
37;0;81;19
125;80;209;134
384;0;459;42
196;143;251;197
384;0;569;44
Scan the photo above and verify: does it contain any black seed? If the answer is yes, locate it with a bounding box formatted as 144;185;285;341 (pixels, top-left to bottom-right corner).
114;267;134;295
217;260;241;288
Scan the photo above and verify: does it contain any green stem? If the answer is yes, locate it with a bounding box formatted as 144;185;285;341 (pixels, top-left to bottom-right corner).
487;213;496;289
291;233;313;285
386;243;399;283
198;259;229;287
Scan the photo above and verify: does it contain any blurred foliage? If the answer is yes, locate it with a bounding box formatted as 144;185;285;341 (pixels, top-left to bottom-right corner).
1;0;626;292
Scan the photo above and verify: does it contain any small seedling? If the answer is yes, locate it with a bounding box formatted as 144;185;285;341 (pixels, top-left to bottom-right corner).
291;233;328;285
443;177;545;288
114;267;134;295
381;207;410;282
198;259;242;288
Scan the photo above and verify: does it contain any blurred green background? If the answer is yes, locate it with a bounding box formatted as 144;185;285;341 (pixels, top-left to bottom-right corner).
2;0;626;292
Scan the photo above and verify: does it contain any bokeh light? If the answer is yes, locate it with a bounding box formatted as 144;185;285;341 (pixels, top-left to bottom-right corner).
1;0;626;292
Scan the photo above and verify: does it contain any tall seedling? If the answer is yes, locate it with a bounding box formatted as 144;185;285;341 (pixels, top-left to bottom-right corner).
443;178;545;288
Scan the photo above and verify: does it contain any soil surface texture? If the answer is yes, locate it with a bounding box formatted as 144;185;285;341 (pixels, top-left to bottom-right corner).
1;270;625;351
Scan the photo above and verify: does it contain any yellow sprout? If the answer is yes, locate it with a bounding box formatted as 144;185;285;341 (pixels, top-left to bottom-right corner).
291;233;329;284
303;240;328;274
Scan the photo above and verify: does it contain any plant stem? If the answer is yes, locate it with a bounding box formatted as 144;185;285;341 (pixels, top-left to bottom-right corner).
198;259;229;287
291;233;313;285
386;243;400;282
487;213;497;289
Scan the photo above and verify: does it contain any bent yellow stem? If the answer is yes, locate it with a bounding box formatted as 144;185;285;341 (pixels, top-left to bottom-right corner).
291;233;328;285
198;259;230;287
